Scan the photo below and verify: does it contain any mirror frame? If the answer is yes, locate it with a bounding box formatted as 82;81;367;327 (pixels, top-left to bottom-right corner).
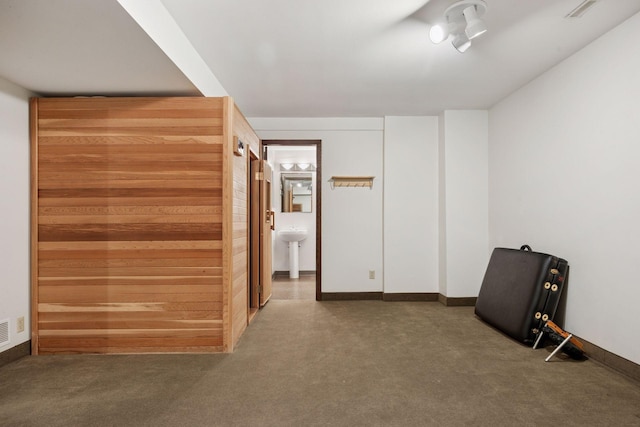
281;173;313;213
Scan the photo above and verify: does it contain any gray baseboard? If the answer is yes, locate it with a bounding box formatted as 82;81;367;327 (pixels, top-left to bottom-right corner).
273;270;316;279
0;341;31;368
577;336;640;383
321;292;383;301
438;294;478;307
321;292;442;302
383;293;439;302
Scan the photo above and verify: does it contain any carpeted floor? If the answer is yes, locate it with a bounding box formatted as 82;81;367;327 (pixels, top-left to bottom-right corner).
1;300;639;426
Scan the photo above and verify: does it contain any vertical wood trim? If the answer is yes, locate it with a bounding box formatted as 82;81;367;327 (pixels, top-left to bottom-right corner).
230;104;257;347
249;157;261;313
222;97;234;352
245;148;252;324
29;98;39;355
315;141;322;301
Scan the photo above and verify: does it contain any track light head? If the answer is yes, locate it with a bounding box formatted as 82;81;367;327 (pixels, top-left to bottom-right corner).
463;5;488;40
451;33;472;53
430;0;488;52
429;22;457;44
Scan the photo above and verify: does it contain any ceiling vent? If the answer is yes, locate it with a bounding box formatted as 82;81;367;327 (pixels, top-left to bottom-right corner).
566;0;598;18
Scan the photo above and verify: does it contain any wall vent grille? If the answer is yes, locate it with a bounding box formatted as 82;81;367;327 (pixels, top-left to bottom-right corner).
566;0;598;18
0;319;9;347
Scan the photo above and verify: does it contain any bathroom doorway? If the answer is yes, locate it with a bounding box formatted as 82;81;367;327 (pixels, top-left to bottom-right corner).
262;140;321;300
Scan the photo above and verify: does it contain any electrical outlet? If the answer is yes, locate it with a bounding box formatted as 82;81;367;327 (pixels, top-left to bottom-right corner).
369;270;375;279
17;316;25;333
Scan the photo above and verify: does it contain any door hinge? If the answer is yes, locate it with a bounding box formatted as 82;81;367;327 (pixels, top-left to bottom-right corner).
258;285;263;293
255;172;264;181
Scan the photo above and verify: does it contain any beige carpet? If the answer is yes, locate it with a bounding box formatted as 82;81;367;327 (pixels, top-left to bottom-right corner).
1;300;639;426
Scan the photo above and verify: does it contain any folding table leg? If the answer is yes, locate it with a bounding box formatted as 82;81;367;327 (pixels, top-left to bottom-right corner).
533;331;545;350
545;333;573;362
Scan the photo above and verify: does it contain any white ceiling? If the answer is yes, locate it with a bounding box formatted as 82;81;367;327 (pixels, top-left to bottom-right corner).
0;0;198;96
1;0;639;116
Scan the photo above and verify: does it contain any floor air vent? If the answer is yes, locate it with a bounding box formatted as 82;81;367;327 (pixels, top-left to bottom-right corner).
0;319;9;347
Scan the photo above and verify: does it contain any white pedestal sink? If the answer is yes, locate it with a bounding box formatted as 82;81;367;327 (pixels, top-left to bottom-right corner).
278;228;308;279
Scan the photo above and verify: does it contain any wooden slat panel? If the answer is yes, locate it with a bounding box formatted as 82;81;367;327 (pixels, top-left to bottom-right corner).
39;266;222;277
39;310;218;322
38;277;223;287
39;250;221;261
33;97;228;354
229;103;260;349
38;118;224;130
39;143;221;156
38;135;224;146
39;293;223;305
38;126;222;137
38;240;222;250
39;215;220;225
39;319;222;330
37;97;224;111
38;346;224;354
40;205;221;215
38;336;223;349
39;179;222;190
39;285;223;303
38;223;221;242
39;329;221;338
39;196;222;207
39;161;219;173
38;108;222;120
38;257;221;268
39;188;220;198
38;302;221;312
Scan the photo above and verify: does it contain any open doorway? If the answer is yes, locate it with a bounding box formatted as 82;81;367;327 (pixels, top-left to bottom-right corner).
263;140;322;301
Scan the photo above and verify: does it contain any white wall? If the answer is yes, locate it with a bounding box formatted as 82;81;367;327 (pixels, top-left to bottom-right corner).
489;12;640;364
250;118;384;292
440;111;489;298
0;77;32;353
383;116;439;293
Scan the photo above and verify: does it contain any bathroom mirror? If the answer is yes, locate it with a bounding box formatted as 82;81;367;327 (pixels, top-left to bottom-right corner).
281;173;313;213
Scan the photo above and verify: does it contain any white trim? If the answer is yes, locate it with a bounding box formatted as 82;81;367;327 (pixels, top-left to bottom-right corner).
248;117;384;132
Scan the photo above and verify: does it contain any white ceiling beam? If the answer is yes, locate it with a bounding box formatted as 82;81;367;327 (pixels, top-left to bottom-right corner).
117;0;227;97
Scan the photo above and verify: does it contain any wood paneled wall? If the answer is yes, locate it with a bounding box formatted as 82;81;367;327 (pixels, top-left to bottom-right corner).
230;105;260;348
31;97;240;354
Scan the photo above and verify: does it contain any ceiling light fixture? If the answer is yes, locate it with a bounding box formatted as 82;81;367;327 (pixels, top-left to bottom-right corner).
280;163;316;172
429;0;488;52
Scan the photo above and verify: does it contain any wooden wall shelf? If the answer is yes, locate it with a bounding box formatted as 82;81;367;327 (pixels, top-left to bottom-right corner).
329;176;374;189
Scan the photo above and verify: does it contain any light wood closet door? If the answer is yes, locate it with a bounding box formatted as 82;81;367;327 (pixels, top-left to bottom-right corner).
252;160;273;306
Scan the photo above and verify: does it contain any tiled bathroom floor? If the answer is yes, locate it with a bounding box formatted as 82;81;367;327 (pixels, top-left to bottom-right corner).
271;274;316;300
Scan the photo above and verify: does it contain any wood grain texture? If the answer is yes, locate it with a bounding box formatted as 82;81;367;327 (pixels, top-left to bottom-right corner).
32;97;233;354
30;98;40;354
230;105;260;348
221;98;233;352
